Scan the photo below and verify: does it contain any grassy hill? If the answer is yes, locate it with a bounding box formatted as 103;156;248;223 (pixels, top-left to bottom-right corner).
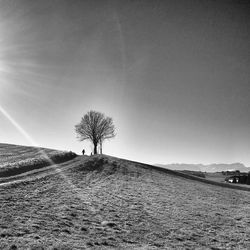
0;143;57;164
0;143;76;177
0;145;250;249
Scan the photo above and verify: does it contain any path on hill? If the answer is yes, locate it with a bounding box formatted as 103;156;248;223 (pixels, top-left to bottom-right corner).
0;156;88;187
1;155;250;193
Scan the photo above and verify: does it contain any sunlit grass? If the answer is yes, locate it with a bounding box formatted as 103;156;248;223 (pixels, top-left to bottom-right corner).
0;150;77;177
0;155;250;249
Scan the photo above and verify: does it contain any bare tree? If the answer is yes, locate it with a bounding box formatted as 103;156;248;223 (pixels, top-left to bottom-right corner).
75;110;116;154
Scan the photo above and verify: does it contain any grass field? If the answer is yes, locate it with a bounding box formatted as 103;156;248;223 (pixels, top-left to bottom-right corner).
0;144;76;177
0;144;250;249
0;144;58;164
205;172;226;182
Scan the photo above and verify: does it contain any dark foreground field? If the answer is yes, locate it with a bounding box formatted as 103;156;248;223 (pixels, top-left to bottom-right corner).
0;150;250;249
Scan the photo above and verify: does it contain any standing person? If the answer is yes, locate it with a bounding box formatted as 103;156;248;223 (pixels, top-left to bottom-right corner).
82;149;85;155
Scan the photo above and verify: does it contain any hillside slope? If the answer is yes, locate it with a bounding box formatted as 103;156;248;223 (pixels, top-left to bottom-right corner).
0;143;59;164
1;154;250;249
0;143;76;177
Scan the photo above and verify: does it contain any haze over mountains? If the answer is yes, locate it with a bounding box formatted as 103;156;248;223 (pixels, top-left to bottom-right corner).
155;163;250;173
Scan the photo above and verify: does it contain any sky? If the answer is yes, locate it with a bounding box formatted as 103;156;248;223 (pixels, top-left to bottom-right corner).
0;0;250;166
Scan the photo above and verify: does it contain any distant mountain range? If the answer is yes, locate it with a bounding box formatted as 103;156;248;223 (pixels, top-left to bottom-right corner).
155;163;250;173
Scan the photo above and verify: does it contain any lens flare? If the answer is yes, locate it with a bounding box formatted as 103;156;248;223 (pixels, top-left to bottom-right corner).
0;105;36;146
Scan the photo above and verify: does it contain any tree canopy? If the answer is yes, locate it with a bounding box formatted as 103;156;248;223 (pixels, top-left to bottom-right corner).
75;110;116;154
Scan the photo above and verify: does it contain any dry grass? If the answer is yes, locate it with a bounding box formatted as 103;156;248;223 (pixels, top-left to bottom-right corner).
0;144;58;164
0;144;77;177
0;152;250;249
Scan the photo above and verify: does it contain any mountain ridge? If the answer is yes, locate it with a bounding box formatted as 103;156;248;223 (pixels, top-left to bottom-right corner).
155;162;250;172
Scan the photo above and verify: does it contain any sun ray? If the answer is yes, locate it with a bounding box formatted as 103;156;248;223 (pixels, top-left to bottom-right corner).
0;104;57;165
0;104;92;205
0;105;37;146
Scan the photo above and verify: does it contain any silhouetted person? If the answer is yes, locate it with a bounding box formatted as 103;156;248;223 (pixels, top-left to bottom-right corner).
82;149;85;155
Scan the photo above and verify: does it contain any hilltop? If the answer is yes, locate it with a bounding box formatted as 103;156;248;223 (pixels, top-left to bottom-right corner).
0;144;250;249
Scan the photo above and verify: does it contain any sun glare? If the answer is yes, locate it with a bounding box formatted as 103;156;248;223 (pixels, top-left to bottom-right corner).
0;105;36;146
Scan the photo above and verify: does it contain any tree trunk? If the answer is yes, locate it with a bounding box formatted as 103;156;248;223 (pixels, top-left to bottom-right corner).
94;143;98;154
